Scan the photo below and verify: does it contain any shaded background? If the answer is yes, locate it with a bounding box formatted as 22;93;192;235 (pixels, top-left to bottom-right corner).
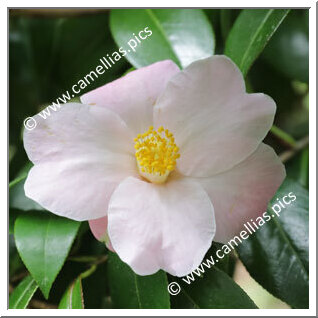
9;9;309;309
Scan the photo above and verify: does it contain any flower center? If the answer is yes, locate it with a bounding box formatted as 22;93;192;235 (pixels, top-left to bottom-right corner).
134;126;180;184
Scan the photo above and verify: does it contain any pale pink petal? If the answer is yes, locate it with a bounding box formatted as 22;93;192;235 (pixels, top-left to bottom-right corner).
24;103;137;221
89;217;108;241
89;217;114;251
192;143;286;243
107;176;215;277
154;55;276;177
81;60;180;136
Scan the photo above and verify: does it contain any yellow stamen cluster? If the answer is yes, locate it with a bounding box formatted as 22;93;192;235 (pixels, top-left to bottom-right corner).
134;126;180;183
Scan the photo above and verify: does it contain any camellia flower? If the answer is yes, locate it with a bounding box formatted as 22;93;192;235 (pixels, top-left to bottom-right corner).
24;56;285;277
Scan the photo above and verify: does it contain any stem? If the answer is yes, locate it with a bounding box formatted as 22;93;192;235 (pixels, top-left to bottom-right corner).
68;255;100;263
9;174;27;189
10;270;29;283
29;299;57;309
68;255;108;280
68;254;108;264
279;136;309;163
93;254;108;266
271;125;297;148
80;264;97;279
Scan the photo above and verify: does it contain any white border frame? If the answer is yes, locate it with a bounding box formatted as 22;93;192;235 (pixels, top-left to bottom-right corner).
3;1;316;316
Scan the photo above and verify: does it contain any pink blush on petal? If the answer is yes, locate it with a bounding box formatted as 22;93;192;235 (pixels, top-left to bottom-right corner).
89;216;115;252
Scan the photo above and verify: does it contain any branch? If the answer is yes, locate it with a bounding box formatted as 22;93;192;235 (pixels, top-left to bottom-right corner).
279;136;309;163
10;271;29;283
29;299;58;309
270;125;297;148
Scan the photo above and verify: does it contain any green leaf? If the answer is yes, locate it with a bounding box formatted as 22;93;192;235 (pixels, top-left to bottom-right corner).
172;265;257;308
9;163;43;212
81;262;108;309
9;234;25;276
10;178;44;211
9;209;23;235
58;277;84;309
220;9;240;42
9;13;128;144
225;9;289;76
107;252;170;308
9;275;38;309
262;10;309;83
110;9;215;69
14;211;81;299
56;13;128;93
205;242;233;275
237;178;309;308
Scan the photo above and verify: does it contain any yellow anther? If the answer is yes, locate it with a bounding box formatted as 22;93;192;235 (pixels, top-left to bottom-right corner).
158;126;164;133
134;126;180;183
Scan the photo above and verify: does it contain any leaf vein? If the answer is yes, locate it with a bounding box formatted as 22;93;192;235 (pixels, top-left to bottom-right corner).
240;9;273;72
145;9;181;67
272;216;308;278
13;278;37;309
134;275;142;309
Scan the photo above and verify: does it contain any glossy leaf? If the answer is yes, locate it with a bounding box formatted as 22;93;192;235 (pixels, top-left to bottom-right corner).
220;9;240;42
9;163;43;211
204;242;234;275
237;178;309;308
9;13;128;164
81;262;108;309
14;211;81;299
10;177;44;211
9;209;23;235
262;10;309;82
107;252;170;309
56;13;128;93
58;277;84;309
9;234;25;276
110;9;214;68
9;275;38;309
225;9;289;76
172;265;257;308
